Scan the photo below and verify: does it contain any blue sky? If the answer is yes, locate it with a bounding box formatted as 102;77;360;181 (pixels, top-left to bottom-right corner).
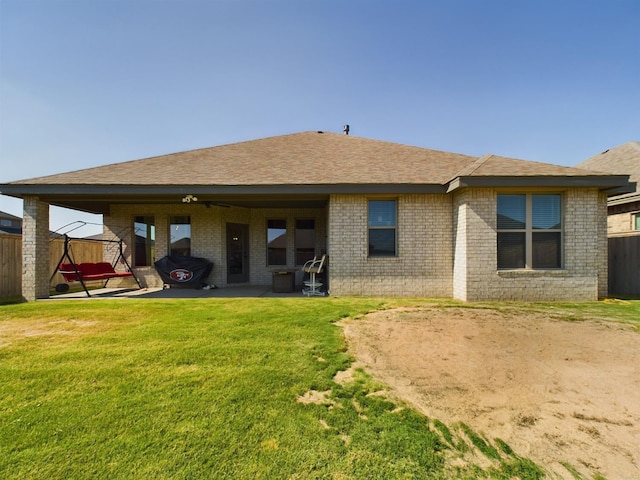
1;0;639;236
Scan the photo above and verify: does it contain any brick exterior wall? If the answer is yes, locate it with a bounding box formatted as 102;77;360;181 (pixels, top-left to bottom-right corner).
607;211;640;235
327;194;453;297
597;192;609;299
104;204;326;289
607;200;640;236
22;196;50;300
17;188;608;300
452;188;607;301
608;212;631;234
452;187;493;301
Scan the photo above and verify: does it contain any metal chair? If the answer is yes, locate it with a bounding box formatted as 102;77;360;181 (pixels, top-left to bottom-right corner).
302;255;327;296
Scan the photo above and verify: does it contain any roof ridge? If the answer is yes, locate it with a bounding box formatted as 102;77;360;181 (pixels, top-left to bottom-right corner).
597;141;640;155
452;154;494;179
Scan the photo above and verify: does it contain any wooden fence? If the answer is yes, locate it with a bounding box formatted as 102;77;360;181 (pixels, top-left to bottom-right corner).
608;235;640;297
0;234;104;298
0;234;22;297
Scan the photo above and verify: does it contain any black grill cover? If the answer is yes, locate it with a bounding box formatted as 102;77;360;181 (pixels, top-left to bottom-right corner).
154;255;213;288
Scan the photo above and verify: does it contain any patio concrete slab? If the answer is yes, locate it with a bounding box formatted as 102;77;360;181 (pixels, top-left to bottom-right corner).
45;285;309;300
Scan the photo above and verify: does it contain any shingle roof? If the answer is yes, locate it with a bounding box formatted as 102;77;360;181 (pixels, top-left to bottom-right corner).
0;210;22;222
455;154;600;178
11;131;477;186
6;131;614;187
576;142;640;204
1;131;633;215
577;141;640;189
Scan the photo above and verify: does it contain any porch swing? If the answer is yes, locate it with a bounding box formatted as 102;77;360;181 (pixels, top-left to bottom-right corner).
50;234;142;297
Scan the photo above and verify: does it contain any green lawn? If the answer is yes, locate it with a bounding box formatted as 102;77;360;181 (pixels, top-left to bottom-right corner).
1;298;637;479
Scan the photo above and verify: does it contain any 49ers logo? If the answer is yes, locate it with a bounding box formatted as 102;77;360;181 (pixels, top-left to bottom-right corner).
170;269;193;282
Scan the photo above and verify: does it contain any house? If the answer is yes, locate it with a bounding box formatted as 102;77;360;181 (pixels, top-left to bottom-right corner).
577;142;640;296
0;210;22;235
0;131;633;301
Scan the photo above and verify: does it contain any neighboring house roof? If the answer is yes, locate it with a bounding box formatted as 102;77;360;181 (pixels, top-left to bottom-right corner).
0;210;69;237
0;210;22;235
576;141;640;205
0;210;22;222
83;233;105;241
0;131;632;214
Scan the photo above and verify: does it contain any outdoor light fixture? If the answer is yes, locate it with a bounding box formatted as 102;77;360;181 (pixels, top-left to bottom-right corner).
182;194;198;203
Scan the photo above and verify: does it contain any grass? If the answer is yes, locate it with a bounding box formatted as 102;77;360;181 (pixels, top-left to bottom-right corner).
1;297;637;479
457;423;501;461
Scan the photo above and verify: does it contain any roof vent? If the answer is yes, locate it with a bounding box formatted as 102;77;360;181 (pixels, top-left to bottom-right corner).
343;124;350;135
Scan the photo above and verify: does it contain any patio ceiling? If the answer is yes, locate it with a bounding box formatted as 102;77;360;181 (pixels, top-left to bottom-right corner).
28;193;330;214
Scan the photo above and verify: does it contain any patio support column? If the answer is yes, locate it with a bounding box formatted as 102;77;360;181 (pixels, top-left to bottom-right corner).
22;196;50;300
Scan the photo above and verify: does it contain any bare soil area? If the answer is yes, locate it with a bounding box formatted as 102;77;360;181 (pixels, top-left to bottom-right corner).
339;307;640;479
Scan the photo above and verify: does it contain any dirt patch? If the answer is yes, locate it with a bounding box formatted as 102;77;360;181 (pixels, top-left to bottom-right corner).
339;307;640;479
0;319;99;348
296;389;332;406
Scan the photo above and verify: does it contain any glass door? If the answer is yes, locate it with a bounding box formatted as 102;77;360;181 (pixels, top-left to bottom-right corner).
226;223;249;283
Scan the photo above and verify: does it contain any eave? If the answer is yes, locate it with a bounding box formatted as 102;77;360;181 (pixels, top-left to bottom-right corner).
446;175;633;194
607;191;640;207
0;183;447;214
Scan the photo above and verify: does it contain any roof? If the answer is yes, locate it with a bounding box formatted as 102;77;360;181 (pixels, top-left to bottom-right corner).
0;131;632;214
576;141;640;204
0;210;22;222
7;131;477;186
0;210;22;235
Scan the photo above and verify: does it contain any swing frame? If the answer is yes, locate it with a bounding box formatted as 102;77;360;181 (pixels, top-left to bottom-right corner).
50;234;142;297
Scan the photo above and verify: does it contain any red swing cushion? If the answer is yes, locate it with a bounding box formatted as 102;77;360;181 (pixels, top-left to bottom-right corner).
58;262;133;282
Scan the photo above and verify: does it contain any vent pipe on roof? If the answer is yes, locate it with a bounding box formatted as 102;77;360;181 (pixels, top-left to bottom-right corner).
343;124;350;135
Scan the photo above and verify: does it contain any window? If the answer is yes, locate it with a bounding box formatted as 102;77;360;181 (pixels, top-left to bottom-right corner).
368;200;397;257
295;219;315;265
634;213;640;231
497;194;562;269
267;219;287;265
170;216;191;256
133;216;155;266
